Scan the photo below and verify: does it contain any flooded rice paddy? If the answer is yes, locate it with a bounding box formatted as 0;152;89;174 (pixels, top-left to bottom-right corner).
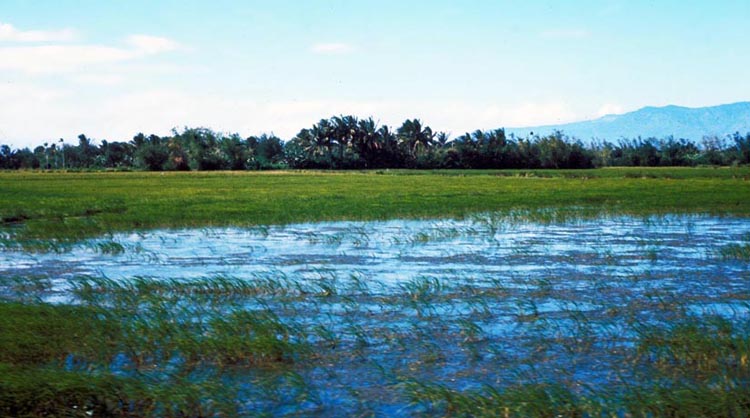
2;214;749;415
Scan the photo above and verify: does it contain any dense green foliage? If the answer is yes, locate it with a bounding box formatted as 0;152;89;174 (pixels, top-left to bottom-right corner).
2;116;749;170
1;168;749;243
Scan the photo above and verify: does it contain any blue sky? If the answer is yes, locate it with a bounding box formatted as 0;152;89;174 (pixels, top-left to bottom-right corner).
1;0;749;148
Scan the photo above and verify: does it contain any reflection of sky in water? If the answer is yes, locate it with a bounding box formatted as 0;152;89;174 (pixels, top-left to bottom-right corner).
2;214;749;409
3;215;749;286
2;215;749;310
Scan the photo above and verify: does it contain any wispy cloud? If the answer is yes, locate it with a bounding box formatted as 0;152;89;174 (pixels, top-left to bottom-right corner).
309;42;356;55
596;103;625;117
539;29;591;40
0;22;78;42
0;33;183;74
0;45;132;73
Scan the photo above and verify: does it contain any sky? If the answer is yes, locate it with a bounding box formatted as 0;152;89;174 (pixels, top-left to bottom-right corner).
1;0;749;148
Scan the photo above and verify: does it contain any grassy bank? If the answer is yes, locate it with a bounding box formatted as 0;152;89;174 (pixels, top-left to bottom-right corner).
1;167;749;242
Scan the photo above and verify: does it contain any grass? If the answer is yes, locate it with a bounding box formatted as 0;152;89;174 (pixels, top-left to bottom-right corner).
719;237;750;261
3;272;747;416
0;279;311;416
0;365;144;418
0;302;142;417
0;167;749;244
0;302;114;366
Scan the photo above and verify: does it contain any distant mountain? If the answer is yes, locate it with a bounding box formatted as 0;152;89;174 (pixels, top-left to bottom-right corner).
505;102;750;142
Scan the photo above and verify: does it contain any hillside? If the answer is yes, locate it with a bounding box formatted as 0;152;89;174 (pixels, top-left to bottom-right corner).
506;102;750;141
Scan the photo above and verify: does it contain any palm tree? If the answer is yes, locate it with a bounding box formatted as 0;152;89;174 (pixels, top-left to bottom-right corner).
310;119;334;164
292;129;312;158
435;132;451;149
397;119;434;158
331;115;359;163
58;138;65;170
43;142;49;168
352;117;379;166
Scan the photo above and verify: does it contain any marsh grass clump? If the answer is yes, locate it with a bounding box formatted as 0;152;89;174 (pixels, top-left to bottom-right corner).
400;276;452;318
71;275;300;305
402;380;595;417
205;310;308;367
1;275;317;416
634;315;750;380
0;365;148;418
618;312;750;417
718;243;750;261
0;302;144;416
93;240;126;254
0;302;116;366
72;277;312;371
622;382;750;418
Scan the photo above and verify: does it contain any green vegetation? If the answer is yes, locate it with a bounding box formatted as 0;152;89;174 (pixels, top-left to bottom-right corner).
1;168;749;244
718;233;750;261
0;302;137;417
2;117;749;170
1;270;748;416
1;169;749;416
0;280;311;417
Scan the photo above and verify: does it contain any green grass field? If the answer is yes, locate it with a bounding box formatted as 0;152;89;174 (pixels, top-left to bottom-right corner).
1;167;749;243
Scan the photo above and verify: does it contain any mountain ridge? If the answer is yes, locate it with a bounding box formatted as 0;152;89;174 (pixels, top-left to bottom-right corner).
505;102;750;142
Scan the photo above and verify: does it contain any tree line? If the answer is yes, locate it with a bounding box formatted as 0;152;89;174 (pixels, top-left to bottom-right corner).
1;116;749;170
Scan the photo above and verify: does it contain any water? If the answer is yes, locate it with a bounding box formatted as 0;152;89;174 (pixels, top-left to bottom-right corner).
1;214;749;415
2;214;749;290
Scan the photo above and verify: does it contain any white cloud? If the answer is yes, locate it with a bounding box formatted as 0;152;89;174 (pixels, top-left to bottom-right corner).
310;42;356;55
0;45;133;73
596;103;625;117
126;34;182;54
0;22;78;42
0;34;182;74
